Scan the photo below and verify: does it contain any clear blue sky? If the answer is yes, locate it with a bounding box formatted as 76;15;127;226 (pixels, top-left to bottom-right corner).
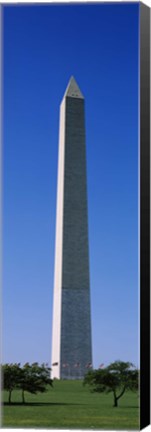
3;3;139;368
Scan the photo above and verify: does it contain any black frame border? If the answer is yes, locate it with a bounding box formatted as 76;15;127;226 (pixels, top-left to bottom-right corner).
140;2;150;429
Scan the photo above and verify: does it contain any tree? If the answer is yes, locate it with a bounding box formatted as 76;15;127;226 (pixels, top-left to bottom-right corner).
2;363;21;404
83;361;138;407
18;362;53;403
2;362;53;404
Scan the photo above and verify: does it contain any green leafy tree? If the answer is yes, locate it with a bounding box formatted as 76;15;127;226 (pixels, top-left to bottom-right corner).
84;361;138;407
19;362;53;403
2;363;21;404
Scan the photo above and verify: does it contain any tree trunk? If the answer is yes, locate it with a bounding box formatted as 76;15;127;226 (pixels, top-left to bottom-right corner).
113;392;118;407
8;390;12;404
113;386;126;407
22;390;25;404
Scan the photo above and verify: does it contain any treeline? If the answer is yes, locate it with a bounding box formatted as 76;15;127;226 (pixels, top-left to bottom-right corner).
2;362;53;404
2;360;139;407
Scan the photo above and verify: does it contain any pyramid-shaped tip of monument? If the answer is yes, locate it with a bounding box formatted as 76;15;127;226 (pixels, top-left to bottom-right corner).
63;76;84;99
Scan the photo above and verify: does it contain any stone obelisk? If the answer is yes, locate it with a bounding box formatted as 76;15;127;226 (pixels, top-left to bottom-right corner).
51;76;92;379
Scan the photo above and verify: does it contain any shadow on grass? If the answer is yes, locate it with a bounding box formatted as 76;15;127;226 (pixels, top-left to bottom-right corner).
3;402;86;407
120;406;139;409
3;402;139;409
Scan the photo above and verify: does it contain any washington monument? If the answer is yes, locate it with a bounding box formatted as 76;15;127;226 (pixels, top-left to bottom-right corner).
51;76;92;379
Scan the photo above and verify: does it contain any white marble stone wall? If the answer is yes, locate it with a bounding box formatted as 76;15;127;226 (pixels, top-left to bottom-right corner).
51;98;66;379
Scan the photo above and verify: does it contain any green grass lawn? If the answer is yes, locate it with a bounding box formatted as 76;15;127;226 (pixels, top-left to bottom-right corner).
2;380;139;429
